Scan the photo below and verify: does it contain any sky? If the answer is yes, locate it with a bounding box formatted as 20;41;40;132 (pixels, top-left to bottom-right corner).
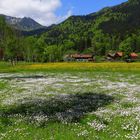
0;0;128;26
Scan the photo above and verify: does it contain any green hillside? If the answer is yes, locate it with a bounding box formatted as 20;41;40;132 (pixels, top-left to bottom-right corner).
1;0;140;62
39;0;140;56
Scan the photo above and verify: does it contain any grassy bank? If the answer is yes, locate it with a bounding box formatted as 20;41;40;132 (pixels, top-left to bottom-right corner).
1;62;140;73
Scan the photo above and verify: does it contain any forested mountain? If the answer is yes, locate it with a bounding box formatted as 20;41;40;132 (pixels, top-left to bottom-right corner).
1;0;140;63
0;14;45;31
46;0;140;37
21;25;54;36
38;0;140;57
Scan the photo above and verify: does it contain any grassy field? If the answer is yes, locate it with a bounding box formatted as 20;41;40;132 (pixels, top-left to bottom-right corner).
1;62;140;72
0;62;140;140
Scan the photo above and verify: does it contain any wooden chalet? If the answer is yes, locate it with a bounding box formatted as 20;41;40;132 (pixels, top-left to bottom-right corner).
130;53;138;59
114;52;123;58
107;51;139;61
107;52;123;60
71;54;94;62
64;54;94;62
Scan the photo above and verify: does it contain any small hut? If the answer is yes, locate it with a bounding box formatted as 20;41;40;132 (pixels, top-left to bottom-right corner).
71;54;94;62
114;52;123;58
64;54;94;62
130;53;138;59
107;52;123;61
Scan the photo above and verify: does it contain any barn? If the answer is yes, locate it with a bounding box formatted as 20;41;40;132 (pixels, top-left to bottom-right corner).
114;52;123;58
130;53;138;59
107;52;123;61
71;54;94;62
64;54;94;62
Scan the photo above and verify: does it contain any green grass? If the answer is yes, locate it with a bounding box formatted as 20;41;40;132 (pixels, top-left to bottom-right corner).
1;61;140;73
0;81;7;90
0;62;140;140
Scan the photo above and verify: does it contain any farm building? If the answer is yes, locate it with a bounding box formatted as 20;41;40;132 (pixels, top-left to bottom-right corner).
114;52;123;58
64;54;94;62
107;52;123;60
107;51;139;61
130;53;138;59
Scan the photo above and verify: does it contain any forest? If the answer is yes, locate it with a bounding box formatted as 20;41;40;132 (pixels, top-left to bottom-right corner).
0;0;140;63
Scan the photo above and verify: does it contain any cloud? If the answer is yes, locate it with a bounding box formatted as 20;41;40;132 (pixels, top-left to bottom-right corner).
0;0;72;26
56;9;73;24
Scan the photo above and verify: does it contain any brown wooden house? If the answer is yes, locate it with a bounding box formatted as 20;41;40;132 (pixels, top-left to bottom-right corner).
130;53;138;59
71;54;94;62
107;52;123;60
114;52;123;58
107;51;139;61
64;54;94;62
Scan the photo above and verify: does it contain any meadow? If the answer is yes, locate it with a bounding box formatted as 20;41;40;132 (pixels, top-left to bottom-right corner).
0;62;140;140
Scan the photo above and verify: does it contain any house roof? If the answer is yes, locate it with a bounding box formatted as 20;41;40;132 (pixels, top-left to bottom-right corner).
116;52;123;57
130;53;138;57
107;53;115;57
71;54;93;59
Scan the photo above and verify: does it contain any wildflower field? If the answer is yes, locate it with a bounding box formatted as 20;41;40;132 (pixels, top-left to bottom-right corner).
0;62;140;140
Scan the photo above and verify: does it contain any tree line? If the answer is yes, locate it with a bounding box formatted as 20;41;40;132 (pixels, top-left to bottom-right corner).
1;12;140;64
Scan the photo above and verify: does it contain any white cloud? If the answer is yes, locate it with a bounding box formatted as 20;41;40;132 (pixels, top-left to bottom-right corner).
0;0;72;26
56;9;73;24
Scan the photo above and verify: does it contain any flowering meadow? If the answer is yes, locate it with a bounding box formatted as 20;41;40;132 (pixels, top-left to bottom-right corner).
0;62;140;140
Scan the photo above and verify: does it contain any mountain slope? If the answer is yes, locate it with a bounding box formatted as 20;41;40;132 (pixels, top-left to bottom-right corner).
46;0;140;36
1;15;45;31
98;0;140;35
38;0;140;53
